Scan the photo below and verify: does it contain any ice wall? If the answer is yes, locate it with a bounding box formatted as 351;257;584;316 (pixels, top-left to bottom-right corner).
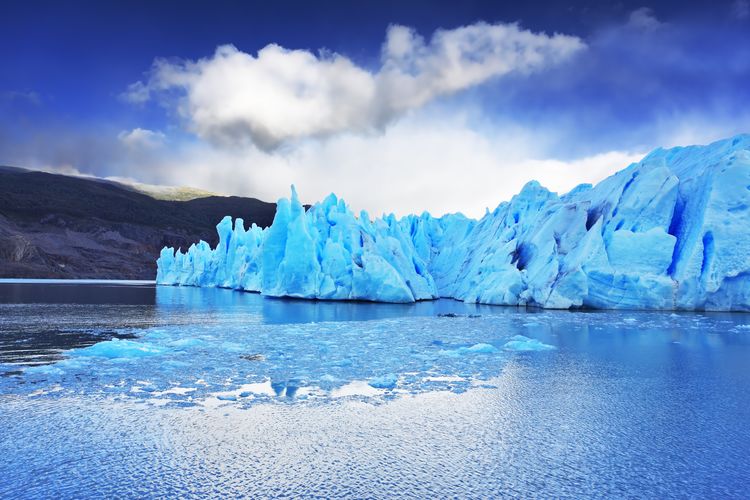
158;187;438;303
157;134;750;310
156;217;264;291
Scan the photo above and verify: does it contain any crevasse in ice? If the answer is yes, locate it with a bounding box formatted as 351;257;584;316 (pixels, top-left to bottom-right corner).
157;134;750;310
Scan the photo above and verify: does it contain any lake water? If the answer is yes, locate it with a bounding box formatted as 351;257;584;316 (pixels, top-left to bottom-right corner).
1;281;749;498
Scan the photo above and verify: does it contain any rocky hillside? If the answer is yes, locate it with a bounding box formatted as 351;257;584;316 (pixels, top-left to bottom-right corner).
0;166;276;279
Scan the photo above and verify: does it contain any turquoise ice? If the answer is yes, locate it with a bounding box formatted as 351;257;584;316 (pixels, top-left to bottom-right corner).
157;135;750;310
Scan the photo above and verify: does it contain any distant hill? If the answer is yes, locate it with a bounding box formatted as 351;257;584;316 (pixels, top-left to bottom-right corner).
0;166;276;279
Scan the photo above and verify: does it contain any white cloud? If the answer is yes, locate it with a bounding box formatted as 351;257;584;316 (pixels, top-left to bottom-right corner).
15;18;749;221
377;23;583;114
120;81;150;104
126;22;584;150
627;7;663;31
117;128;166;149
131;114;642;218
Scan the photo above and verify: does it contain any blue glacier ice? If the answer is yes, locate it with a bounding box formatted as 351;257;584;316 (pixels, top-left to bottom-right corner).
368;374;398;389
71;339;165;359
157;135;750;310
159;186;439;302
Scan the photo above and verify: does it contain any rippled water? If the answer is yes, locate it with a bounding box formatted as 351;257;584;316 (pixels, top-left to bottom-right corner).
1;281;749;498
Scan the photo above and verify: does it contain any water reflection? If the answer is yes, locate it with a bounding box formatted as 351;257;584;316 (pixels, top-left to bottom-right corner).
155;284;529;324
0;280;155;304
0;280;545;327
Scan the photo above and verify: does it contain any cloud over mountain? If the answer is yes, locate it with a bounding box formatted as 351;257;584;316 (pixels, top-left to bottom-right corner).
125;22;584;150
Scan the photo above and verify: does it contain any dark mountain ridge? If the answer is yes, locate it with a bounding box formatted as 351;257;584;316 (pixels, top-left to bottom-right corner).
0;166;276;279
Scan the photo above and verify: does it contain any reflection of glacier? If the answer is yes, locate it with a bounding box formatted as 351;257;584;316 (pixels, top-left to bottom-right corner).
157;135;750;310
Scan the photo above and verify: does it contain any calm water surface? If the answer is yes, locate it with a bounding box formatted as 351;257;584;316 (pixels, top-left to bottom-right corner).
1;281;749;498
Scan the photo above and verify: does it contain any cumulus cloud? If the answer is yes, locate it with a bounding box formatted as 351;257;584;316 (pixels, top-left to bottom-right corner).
124;113;642;217
627;7;663;31
12;15;747;218
9;100;743;218
117;128;166;149
120;81;150;104
125;22;584;150
377;23;584;118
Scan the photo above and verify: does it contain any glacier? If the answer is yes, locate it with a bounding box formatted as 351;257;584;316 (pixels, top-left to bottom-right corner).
157;134;750;311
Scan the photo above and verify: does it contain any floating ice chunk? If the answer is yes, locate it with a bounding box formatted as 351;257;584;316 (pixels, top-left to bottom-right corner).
237;380;276;396
333;380;383;397
458;343;497;354
439;343;498;357
169;338;205;349
221;342;246;353
72;339;164;359
423;375;465;382
368;374;398;389
153;386;196;396
25;364;65;376
502;335;556;352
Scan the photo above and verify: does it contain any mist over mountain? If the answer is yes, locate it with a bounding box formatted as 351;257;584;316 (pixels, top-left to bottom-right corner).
0;166;275;279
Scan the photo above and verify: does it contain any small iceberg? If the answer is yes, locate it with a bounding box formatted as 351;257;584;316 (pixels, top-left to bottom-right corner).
169;338;205;349
368;374;398;389
502;335;556;352
72;339;164;359
25;364;65;376
457;343;497;354
439;343;498;357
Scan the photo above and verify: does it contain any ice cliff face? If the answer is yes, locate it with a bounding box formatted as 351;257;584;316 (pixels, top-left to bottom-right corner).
157;134;750;310
158;187;440;302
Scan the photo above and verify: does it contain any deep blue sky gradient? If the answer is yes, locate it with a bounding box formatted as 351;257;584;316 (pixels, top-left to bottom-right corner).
1;0;748;174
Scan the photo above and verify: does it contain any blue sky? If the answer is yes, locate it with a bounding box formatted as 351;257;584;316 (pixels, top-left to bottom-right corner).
1;0;749;216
